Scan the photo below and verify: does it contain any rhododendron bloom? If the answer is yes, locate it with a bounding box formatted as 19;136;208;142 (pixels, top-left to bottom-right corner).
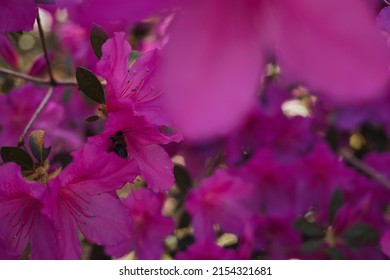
185;169;257;240
130;0;390;140
99;111;180;192
0;163;58;259
106;189;174;259
0;0;37;33
43;139;138;259
97;32;173;126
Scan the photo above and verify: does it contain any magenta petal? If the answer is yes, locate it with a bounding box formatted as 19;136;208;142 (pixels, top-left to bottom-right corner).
71;191;132;246
58;135;138;193
0;163;56;259
0;0;37;32
132;144;175;192
272;0;390;104
380;230;390;258
97;32;131;98
161;0;263;140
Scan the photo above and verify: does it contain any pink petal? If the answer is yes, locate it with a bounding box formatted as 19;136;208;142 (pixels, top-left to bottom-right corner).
0;0;37;32
272;0;390;104
161;0;264;141
70;191;133;246
97;32;131;99
58;135;138;193
131;144;175;192
380;230;390;257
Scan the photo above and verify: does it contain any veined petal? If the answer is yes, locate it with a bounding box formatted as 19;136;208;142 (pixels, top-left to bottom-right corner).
97;32;131;99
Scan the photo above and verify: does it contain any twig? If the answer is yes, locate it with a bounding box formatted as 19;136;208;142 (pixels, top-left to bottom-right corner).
340;149;390;190
0;67;78;86
36;11;55;85
17;87;54;146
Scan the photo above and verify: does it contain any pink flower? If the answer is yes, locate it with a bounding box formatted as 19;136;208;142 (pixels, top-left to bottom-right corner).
97;32;174;126
98;111;180;192
0;0;37;33
106;189;175;259
0;163;58;259
0;84;83;152
95;32;182;191
121;0;389;140
380;230;390;258
185;169;257;240
57;0;175;31
43;137;138;259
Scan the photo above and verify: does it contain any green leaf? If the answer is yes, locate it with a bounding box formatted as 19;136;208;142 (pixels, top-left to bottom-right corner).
90;24;109;59
342;223;379;247
76;67;105;104
174;164;193;192
1;146;34;171
300;239;323;253
28;130;51;164
294;218;324;238
129;51;142;63
86;115;101;122
329;188;344;224
327;247;345;260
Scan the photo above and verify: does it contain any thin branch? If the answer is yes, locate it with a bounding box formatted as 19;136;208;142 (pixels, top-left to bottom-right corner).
0;67;78;87
17;87;54;146
340;149;390;190
36;11;55;84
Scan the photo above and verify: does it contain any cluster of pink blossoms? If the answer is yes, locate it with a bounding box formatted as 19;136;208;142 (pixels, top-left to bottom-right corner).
1;0;390;260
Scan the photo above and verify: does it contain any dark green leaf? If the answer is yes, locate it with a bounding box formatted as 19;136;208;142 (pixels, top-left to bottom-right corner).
174;164;192;192
327;247;345;260
129;51;142;63
300;239;323;253
1;146;34;171
86;115;101;122
329;188;344;224
294;218;324;238
76;67;105;104
342;223;379;247
90;24;109;59
28;130;51;164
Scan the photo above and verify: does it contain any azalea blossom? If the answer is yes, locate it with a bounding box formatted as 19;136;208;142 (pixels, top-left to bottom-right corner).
0;163;58;259
95;33;182;191
42;138;138;259
106;188;175;259
185;169;257;240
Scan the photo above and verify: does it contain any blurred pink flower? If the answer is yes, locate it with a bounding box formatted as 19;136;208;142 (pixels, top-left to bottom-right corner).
0;33;18;68
106;189;175;259
185;169;257;240
0;0;37;33
0;84;83;152
380;230;390;257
